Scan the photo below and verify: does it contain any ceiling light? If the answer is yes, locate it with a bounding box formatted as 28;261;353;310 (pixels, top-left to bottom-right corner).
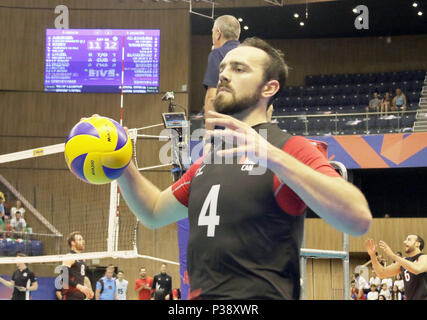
238;18;243;22
300;21;304;26
294;13;299;18
352;8;358;13
413;2;418;8
358;17;363;21
418;11;423;16
243;25;249;30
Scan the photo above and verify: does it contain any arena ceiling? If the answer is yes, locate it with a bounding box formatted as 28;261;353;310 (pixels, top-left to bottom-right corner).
191;0;427;39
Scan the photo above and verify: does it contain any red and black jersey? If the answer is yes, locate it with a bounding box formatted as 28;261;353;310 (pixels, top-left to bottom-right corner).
172;122;340;300
401;253;427;300
63;250;87;300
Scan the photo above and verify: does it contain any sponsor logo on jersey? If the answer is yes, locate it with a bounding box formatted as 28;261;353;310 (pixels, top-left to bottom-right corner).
240;156;256;172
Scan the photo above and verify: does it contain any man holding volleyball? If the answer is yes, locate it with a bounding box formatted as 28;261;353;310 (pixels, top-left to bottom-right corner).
84;38;372;299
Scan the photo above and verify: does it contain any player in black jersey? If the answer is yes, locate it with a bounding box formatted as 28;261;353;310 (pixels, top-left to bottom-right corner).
365;235;427;300
87;37;372;299
62;231;94;300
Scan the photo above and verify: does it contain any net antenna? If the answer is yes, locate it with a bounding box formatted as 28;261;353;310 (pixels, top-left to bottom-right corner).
184;0;215;20
264;0;285;6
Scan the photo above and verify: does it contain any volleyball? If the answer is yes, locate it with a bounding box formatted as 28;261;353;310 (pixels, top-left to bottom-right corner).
64;116;132;185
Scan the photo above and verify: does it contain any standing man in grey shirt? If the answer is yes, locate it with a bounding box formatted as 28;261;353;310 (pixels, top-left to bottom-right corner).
203;15;241;130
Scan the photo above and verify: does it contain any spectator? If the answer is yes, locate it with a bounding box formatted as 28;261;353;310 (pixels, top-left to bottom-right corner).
350;280;357;300
381;276;393;291
10;200;25;220
354;272;370;292
10;212;26;235
352;287;366;300
391;88;407;111
383;213;391;218
172;288;181;300
391;284;403;300
393;273;404;293
365;92;381;113
203;15;241;130
369;270;381;288
134;267;153;301
380;92;392;116
378;294;386;300
95;265;117;300
367;284;379;300
152;263;172;300
379;283;391;300
0;192;5;217
115;270;128;300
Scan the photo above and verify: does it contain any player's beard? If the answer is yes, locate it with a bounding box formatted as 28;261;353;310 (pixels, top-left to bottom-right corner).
214;83;263;115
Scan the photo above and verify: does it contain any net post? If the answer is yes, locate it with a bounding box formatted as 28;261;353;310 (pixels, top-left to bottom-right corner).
107;180;119;252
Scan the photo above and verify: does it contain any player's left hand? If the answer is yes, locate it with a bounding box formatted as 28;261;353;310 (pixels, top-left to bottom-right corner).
379;240;394;257
205;111;273;165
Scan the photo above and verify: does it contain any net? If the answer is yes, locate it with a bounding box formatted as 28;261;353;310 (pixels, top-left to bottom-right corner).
0;125;180;267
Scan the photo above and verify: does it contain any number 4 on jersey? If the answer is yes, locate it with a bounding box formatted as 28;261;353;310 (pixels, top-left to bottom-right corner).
198;185;221;237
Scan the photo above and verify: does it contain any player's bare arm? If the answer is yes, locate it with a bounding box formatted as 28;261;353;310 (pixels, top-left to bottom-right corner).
206;111;372;236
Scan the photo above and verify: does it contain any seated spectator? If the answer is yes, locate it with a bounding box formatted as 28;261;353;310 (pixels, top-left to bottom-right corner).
10;212;26;235
381;276;393;291
393;273;404;293
367;284;379;300
10;200;25;220
378;294;386;300
390;284;403;300
391;88;407;111
380;92;392;116
379;283;391;300
350;280;357;300
352;287;366;300
354;272;370;293
369;270;381;288
365;92;381;113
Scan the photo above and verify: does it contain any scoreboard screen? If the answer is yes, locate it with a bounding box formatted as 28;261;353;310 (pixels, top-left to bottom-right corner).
44;29;160;93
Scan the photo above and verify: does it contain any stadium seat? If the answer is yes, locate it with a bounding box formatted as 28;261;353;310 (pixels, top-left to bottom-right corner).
30;240;44;256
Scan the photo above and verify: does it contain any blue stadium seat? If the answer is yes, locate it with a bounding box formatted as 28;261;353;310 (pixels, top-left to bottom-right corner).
6;239;18;256
401;114;416;128
414;70;426;81
30;240;44;256
0;239;6;256
408;91;421;103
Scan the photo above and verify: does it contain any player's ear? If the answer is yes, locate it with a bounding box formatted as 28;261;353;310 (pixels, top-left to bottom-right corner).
261;80;280;99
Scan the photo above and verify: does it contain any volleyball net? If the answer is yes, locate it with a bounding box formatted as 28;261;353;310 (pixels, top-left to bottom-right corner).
0;124;180;267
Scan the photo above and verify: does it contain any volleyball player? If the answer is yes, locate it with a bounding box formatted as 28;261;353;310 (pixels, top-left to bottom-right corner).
365;235;427;300
62;231;94;300
100;37;372;299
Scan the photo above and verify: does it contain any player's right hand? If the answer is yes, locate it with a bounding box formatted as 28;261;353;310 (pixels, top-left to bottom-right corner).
77;284;94;299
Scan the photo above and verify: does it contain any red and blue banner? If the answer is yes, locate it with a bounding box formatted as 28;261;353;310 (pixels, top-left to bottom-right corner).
308;132;427;168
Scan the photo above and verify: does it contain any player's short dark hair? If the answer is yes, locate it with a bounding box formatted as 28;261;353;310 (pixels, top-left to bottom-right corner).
416;235;424;251
67;231;82;247
239;37;289;102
